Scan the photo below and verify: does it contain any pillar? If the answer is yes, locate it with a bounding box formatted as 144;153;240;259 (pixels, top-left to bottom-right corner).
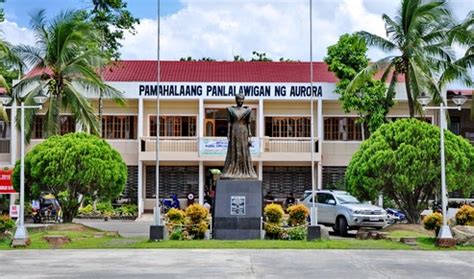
199;161;204;205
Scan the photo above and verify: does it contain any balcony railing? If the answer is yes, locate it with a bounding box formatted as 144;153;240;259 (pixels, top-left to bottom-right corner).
263;137;318;153
140;137;319;154
141;137;198;152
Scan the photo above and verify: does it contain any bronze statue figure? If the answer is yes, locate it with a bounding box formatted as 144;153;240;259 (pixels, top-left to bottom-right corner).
220;93;258;179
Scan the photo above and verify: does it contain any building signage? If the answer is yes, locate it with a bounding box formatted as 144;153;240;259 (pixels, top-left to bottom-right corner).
230;196;246;216
105;82;339;100
138;83;323;98
199;138;260;157
9;205;19;218
0;169;16;194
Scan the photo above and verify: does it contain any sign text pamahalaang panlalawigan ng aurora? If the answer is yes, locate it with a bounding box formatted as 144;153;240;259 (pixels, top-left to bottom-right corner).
138;83;323;98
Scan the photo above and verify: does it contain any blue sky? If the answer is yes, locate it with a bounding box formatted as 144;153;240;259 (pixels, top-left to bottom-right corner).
4;0;183;28
1;0;472;65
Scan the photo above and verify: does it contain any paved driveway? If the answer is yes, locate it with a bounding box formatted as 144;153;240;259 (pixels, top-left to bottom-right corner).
74;219;153;237
0;249;472;278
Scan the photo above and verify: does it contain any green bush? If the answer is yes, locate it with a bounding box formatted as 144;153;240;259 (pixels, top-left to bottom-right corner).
287;204;309;226
0;214;15;235
96;201;114;214
264;222;282;239
78;204;94;215
423;212;442;235
264;203;284;223
185;204;209;239
167;208;186;224
287;226;307;240
169;227;185;240
455;205;474;226
117;204;138;216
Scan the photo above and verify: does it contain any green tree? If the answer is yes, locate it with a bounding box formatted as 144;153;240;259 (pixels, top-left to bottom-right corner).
346;119;474;223
251;51;272;61
349;0;457;117
13;10;125;141
13;132;128;222
88;0;139;61
325;33;392;136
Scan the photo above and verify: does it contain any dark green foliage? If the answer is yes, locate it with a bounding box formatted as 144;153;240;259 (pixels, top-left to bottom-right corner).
346;119;474;223
325;34;392;134
13;132;127;222
88;0;140;60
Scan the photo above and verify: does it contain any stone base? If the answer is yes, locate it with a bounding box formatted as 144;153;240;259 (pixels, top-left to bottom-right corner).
149;225;165;241
307;225;329;241
436;237;456;248
11;238;30;248
213;179;262;240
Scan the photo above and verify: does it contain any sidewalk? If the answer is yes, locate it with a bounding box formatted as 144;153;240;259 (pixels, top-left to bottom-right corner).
74;217;153;237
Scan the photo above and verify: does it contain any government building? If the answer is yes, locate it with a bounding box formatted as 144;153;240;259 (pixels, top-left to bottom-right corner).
2;61;473;215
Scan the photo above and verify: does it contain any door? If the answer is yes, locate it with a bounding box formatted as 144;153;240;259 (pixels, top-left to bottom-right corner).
317;193;337;224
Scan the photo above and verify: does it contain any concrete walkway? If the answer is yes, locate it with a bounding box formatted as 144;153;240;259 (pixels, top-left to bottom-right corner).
74;218;153;237
0;249;472;278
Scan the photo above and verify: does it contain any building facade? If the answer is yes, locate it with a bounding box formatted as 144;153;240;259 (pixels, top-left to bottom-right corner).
2;61;473;215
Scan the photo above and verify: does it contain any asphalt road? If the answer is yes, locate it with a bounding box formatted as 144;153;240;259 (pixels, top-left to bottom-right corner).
0;249;472;279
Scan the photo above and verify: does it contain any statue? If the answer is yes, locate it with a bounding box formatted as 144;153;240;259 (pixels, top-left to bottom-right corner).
220;93;258;179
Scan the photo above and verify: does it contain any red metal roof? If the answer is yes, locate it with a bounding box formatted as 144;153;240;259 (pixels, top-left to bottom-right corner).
26;60;408;83
101;60;338;82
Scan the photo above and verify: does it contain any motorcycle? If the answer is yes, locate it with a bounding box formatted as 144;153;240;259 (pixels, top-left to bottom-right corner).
386;208;406;224
161;194;181;213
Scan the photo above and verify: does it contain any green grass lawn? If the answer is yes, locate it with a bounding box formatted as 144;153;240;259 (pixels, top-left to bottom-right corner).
0;224;472;250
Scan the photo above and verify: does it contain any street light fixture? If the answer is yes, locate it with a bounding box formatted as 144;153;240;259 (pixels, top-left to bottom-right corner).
0;92;47;246
416;92;466;247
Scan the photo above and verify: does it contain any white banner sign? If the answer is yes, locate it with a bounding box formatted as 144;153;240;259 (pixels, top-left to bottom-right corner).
199;138;260;157
9;204;19;218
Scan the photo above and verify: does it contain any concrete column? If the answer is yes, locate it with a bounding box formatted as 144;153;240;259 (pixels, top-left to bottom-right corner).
317;98;323;189
138;161;143;216
199;161;204;205
137;98;144;216
199;98;204;138
258;161;263;181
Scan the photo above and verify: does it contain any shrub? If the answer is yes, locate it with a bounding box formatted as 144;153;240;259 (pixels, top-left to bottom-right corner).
96;201;114;214
169;227;185;240
287;204;309;226
185;204;209;239
455;205;474;226
264;222;282;239
0;214;15;241
78;204;94;215
287;226;307;240
167;208;186;225
117;204;138;216
423;212;442;235
264;203;284;223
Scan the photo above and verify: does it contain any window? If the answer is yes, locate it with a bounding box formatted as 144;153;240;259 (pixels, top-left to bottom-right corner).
32;115;75;139
149;116;196;137
205;108;256;137
324;117;362;141
102;116;137;139
265;117;310;137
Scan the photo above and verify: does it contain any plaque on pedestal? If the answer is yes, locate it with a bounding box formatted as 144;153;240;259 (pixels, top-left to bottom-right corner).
213;179;262;240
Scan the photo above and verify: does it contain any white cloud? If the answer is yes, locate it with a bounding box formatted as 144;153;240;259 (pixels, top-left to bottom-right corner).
119;0;402;61
0;20;35;46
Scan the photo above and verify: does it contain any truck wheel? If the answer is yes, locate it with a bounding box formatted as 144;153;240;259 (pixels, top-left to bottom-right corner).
338;217;348;236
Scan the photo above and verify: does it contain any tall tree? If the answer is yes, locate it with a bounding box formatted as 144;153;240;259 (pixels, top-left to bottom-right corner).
349;0;457;117
13;10;125;141
87;0;139;135
325;33;392;136
346;119;474;223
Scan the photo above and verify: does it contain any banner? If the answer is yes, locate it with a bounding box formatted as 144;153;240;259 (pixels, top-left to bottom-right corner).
0;169;16;194
9;204;18;218
199;138;260;157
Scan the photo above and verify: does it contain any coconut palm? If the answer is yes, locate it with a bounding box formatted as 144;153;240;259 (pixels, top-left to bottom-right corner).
13;10;125;141
348;0;458;117
0;39;23;121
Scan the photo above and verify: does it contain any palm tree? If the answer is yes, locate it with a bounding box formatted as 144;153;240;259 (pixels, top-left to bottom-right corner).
0;39;23;121
13;10;125;141
348;0;457;117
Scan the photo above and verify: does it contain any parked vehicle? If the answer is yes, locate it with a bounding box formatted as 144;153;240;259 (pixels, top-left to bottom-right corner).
386;208;406;224
161;194;181;213
300;190;387;236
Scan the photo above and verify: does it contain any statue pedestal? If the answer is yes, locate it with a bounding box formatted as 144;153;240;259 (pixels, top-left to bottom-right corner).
213;179;262;240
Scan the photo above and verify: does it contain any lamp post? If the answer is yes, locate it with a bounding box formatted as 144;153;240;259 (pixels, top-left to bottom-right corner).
416;92;467;247
0;92;47;246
